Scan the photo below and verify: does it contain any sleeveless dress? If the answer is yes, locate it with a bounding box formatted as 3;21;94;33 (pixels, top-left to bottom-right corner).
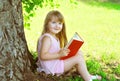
36;33;64;75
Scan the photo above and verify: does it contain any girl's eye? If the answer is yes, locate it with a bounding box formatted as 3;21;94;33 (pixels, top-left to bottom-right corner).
52;22;56;24
59;22;62;25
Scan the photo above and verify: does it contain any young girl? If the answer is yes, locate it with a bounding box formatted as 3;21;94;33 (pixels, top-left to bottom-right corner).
36;10;101;81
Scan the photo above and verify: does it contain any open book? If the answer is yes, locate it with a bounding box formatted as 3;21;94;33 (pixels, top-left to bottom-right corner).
60;32;84;60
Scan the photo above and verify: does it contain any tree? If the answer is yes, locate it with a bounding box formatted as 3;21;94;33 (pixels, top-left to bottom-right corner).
0;0;62;80
0;0;34;81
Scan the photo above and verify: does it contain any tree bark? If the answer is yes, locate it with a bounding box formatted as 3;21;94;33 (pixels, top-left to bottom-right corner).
0;0;35;81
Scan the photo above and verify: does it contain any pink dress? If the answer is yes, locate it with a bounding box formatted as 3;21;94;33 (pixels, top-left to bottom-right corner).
36;33;64;75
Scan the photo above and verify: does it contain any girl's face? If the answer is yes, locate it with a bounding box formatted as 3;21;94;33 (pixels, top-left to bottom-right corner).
47;16;63;35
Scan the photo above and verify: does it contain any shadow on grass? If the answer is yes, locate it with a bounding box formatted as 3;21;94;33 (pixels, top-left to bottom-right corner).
80;0;120;10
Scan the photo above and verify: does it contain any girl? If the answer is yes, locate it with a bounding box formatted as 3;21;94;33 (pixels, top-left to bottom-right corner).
36;10;101;81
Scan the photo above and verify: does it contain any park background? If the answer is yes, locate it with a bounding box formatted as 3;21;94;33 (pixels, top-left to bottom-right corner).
23;0;120;81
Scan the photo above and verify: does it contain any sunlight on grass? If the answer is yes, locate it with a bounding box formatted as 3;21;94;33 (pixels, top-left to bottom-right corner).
24;0;120;80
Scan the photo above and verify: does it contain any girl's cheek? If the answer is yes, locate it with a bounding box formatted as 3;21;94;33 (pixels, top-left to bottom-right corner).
59;24;63;28
50;23;56;27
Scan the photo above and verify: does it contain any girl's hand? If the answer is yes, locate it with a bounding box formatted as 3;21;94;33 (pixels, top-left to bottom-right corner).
58;48;70;57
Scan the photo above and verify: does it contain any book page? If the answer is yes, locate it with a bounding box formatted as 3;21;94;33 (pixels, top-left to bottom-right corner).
73;32;83;41
64;32;83;49
64;38;73;49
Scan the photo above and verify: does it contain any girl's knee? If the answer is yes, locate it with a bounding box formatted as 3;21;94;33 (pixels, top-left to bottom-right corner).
78;50;83;54
76;50;84;58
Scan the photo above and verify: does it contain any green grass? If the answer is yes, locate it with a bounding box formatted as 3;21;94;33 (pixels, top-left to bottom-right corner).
24;0;120;80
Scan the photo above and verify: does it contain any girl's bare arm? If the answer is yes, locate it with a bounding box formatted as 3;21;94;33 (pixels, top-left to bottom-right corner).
39;36;69;60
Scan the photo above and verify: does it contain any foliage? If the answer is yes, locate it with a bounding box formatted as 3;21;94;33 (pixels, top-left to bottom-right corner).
22;0;52;29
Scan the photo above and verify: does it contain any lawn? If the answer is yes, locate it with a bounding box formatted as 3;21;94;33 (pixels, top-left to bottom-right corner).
24;0;120;80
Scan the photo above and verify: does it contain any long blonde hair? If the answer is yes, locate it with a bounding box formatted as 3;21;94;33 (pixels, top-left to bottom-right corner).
41;10;68;48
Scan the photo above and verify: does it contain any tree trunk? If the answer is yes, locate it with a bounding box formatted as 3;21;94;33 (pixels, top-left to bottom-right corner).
0;0;35;81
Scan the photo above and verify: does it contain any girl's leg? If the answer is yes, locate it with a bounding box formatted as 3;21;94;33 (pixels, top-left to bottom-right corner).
64;51;91;81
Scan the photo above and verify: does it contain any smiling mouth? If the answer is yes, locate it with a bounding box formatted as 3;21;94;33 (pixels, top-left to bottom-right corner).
55;29;59;30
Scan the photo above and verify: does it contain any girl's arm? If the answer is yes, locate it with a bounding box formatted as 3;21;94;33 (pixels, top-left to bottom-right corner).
39;36;69;60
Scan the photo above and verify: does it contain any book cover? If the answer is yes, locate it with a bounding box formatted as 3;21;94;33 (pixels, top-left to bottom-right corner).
60;32;84;60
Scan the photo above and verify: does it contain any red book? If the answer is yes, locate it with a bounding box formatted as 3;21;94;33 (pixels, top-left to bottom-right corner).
60;32;84;60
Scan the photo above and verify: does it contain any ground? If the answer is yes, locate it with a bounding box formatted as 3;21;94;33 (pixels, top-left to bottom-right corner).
24;67;78;81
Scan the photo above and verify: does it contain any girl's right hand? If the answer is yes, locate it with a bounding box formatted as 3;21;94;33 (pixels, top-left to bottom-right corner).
58;48;70;57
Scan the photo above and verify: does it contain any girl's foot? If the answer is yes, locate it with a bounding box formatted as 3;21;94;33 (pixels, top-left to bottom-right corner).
90;75;102;80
